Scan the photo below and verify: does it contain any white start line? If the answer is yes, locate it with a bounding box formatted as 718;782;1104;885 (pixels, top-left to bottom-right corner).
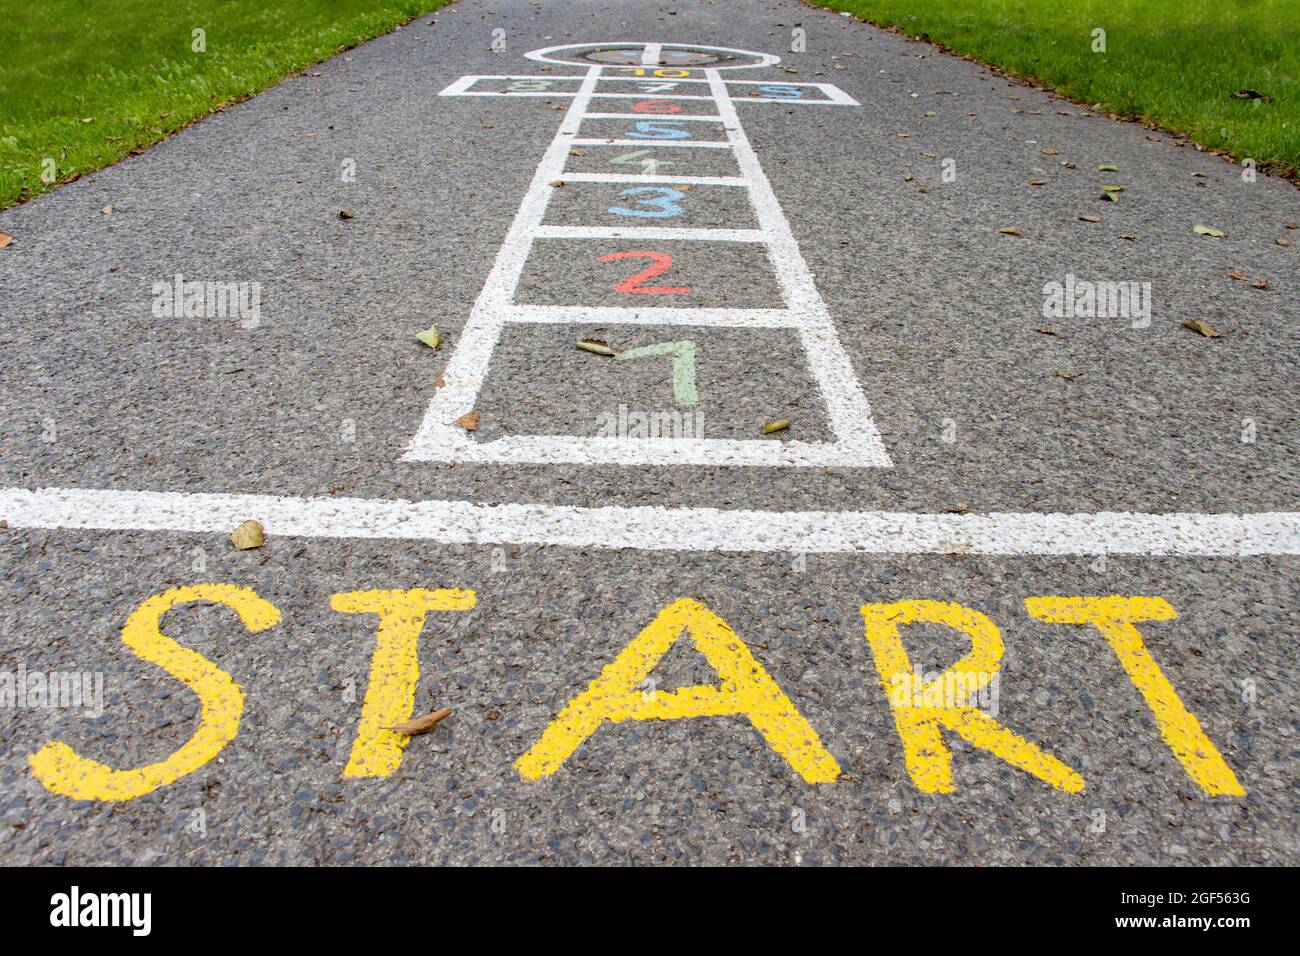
4;44;1298;558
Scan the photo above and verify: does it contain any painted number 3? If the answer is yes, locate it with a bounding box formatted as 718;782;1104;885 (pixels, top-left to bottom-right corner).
608;186;685;219
599;251;692;294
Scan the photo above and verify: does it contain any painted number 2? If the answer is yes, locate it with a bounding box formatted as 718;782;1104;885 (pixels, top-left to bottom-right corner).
599;251;692;294
608;186;685;219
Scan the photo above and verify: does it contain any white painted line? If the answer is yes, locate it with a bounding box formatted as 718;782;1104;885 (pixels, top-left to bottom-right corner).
641;42;663;66
703;69;890;467
582;113;724;121
590;92;716;101
533;225;767;242
405;64;605;460
568;138;733;149
4;487;1296;557
559;173;748;186
503;304;801;327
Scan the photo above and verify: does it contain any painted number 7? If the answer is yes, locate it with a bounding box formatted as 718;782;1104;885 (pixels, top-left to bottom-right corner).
599;251;692;294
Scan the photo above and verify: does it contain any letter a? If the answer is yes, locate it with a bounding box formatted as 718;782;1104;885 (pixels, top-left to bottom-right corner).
516;598;840;783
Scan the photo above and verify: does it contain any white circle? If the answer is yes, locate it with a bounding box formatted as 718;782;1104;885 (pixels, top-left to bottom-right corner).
525;41;780;70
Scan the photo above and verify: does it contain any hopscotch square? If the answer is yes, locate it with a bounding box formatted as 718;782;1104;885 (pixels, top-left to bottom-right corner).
575;116;730;145
541;181;759;230
562;143;742;178
470;324;834;444
514;239;785;309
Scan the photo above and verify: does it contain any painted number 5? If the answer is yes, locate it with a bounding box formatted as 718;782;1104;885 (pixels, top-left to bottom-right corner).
599;251;692;294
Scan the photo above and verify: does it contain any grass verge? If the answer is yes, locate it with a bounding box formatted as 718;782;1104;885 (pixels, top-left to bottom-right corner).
809;0;1298;177
0;0;447;208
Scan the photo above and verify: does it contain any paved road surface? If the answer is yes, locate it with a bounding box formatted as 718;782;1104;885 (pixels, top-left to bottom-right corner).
0;0;1297;865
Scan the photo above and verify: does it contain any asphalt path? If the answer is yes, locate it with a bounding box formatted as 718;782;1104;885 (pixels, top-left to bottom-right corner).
0;0;1296;865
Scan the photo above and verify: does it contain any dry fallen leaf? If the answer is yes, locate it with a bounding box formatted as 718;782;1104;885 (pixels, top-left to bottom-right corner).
1099;191;1119;202
1227;269;1247;281
1097;164;1120;172
550;179;565;187
415;325;443;349
944;504;970;514
1078;214;1102;223
576;338;615;356
1034;326;1064;337
1054;369;1081;381
1194;224;1225;237
1182;319;1221;338
338;209;354;220
763;419;791;434
569;148;584;156
1040;147;1060;155
997;227;1023;236
1027;178;1048;186
457;411;480;431
1277;238;1291;246
1250;278;1269;289
100;204;114;215
0;232;12;249
231;519;265;550
387;708;452;736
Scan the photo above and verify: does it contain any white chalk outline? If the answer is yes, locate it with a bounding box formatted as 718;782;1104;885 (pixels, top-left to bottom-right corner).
2;487;1297;557
405;44;889;468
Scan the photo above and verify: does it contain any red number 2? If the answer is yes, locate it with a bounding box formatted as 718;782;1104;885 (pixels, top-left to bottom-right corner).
599;250;692;294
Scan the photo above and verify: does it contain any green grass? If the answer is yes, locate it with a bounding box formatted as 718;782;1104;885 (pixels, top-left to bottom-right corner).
812;0;1299;176
0;0;445;208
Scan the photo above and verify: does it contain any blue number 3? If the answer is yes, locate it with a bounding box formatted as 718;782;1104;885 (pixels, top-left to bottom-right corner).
608;187;686;219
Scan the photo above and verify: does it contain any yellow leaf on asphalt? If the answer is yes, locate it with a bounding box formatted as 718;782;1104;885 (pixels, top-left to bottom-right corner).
1194;224;1225;237
1040;147;1060;155
416;325;443;350
387;708;452;736
1078;214;1102;222
1097;164;1119;171
457;412;480;431
230;519;265;550
763;419;791;434
0;232;12;248
1027;178;1047;186
997;227;1023;236
576;338;615;356
1182;319;1221;337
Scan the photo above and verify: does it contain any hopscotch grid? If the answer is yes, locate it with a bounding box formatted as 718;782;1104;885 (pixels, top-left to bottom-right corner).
405;49;889;468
